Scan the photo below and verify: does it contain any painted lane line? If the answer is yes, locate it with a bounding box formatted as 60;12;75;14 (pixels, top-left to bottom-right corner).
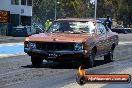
0;42;23;47
0;53;26;58
119;41;132;45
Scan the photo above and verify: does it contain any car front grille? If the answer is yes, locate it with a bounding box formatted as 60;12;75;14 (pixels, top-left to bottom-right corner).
35;42;75;51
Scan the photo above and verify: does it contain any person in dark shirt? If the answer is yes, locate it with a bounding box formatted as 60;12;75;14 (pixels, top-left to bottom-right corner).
104;15;112;29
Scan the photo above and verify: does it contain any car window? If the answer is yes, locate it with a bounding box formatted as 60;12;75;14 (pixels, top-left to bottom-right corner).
96;23;107;34
47;21;95;34
87;22;96;34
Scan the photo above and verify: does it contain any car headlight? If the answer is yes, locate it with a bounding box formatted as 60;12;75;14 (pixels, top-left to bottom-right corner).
24;41;29;48
28;42;36;49
74;43;83;50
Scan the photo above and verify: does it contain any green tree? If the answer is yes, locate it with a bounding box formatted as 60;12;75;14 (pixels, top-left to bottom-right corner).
97;0;132;27
33;0;94;23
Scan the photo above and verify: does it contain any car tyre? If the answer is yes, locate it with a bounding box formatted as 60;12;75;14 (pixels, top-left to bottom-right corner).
82;50;95;68
104;48;114;63
31;56;43;67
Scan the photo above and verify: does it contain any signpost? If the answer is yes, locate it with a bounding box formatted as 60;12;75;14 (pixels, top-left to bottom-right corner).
0;10;10;36
0;10;10;23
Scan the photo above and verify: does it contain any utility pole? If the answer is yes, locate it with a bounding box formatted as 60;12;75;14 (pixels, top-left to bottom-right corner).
55;0;57;20
55;0;60;20
94;0;97;20
94;0;97;34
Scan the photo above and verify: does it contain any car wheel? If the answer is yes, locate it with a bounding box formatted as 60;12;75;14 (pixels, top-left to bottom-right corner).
82;50;95;68
31;56;43;67
104;48;114;63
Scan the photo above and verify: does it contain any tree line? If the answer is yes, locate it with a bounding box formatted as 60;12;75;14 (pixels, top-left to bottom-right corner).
33;0;132;27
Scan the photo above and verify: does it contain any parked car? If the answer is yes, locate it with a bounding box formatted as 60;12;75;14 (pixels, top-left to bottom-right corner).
111;26;132;34
24;18;119;68
12;26;32;37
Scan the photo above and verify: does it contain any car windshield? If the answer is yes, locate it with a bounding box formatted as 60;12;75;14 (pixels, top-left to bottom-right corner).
47;21;95;34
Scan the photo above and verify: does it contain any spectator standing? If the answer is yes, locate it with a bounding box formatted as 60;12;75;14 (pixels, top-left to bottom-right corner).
45;19;52;30
104;15;112;29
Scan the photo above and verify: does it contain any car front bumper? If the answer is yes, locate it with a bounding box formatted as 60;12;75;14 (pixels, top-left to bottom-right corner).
24;48;87;61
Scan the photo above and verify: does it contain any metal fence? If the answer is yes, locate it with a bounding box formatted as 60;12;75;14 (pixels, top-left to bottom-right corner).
0;23;8;36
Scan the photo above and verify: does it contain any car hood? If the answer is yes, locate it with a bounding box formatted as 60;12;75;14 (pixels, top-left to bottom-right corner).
28;33;94;42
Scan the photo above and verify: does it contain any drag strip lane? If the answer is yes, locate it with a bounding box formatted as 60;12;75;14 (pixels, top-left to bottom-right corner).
1;48;132;88
0;33;132;88
0;43;132;88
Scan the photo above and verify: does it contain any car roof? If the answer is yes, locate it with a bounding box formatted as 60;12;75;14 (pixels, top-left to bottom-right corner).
96;18;107;22
55;18;101;23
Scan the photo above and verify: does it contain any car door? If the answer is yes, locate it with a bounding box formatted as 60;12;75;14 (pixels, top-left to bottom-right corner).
99;23;109;54
105;28;114;52
95;23;108;56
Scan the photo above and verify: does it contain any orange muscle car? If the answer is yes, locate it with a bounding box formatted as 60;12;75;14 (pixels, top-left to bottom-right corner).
24;18;119;67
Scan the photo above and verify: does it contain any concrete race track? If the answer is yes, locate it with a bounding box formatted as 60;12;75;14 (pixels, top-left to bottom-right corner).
0;34;132;88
